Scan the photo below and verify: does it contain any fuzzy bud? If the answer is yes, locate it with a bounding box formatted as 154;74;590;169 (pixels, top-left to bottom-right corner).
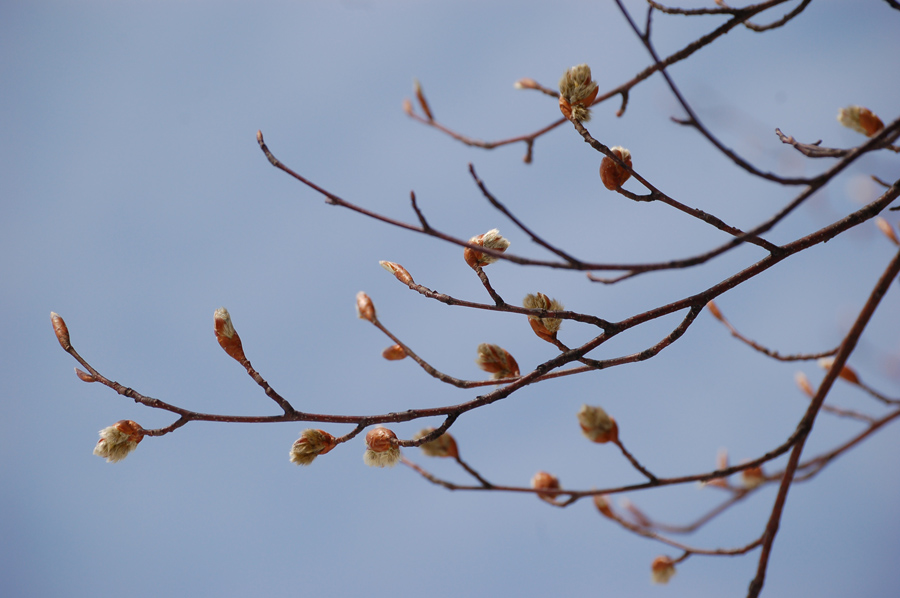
356;291;376;323
464;229;511;269
93;420;143;463
414;428;459;458
593;494;614;518
213;307;246;363
599;146;632;190
558;64;599;122
530;471;561;501
289;429;336;466
817;357;861;385
577;404;619;444
50;312;71;351
475;343;520;379
651;556;677;584
363;427;401;468
837;105;884;137
379;260;414;285
523;292;565;342
382;344;407;361
741;464;765;489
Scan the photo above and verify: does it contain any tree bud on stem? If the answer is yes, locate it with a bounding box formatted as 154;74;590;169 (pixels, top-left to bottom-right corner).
414;428;459;458
382;344;407;360
289;429;336;466
794;371;816;398
558;64;599;122
75;367;97;383
93;419;144;463
523;292;564;343
463;228;510;269
651;556;677;584
475;343;520;379
379;261;414;285
817;357;861;385
356;291;376;323
837;105;884;137
875;217;900;246
413;79;434;121
530;471;561;501
213;307;246;363
577;404;619;444
50;312;71;351
599;146;632;190
363;427;401;468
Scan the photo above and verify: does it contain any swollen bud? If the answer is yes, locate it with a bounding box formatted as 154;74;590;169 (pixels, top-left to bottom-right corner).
356;291;376;323
475;343;520;379
530;471;561;501
213;307;246;363
558;64;599;122
93;420;144;463
523;292;565;343
379;261;414;285
651;556;677;584
837;105;884;137
577;404;619;444
382;344;407;361
50;312;71;350
464;229;511;269
289;429;336;466
599;147;632;190
363;427;401;468
414;428;459;458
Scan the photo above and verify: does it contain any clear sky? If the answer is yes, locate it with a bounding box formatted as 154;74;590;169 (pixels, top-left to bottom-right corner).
2;1;899;597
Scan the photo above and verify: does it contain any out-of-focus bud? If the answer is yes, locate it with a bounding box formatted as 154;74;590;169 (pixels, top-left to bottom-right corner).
463;229;511;269
413;428;459;458
363;427;401;468
379;260;414;285
523;292;565;343
577;404;619;444
837;105;884;137
875;217;900;246
794;371;815;399
593;494;614;518
356;291;376;323
702;447;730;488
651;556;677;584
530;471;561;500
741;464;766;489
289;429;336;466
213;307;247;363
50;312;71;350
706;300;725;321
817;357;861;385
413;79;434;121
93;420;144;463
382;344;407;361
475;343;520;379
402;97;414;116
75;367;97;383
514;78;540;90
599;146;632;190
558;64;599;122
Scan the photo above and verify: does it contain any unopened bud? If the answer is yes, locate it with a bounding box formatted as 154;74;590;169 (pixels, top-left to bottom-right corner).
651;556;677;584
593;494;614;518
363;427;401;468
463;229;511;269
577;404;619;443
523;292;564;343
213;307;246;363
875;217;900;246
402;97;414;116
558;64;599;122
741;464;765;489
382;344;407;361
50;312;71;350
705;300;725;321
817;357;861;385
75;367;97;383
93;419;144;463
530;470;561;500
837;105;884;137
379;260;414;285
475;343;520;379
289;429;336;466
356;291;376;323
599;146;632;190
413;79;434;121
414;428;459;458
794;371;815;398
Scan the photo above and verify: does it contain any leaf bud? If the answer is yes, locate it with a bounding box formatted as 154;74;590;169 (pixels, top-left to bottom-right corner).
522;292;564;343
558;64;599;122
93;420;144;463
463;228;511;269
213;307;246;363
289;429;336;466
577;404;619;444
363;427;401;468
599;146;632;190
837;105;884;137
651;556;677;584
530;470;561;501
413;428;459;458
50;312;71;351
382;344;407;361
475;343;520;379
379;260;414;285
356;291;376;323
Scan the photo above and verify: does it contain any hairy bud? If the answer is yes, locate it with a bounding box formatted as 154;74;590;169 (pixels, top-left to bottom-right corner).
577;404;619;444
289;429;336;466
523;292;565;342
414;428;459;458
475;343;520;379
837;105;883;137
93;420;144;463
558;64;599;122
530;471;561;501
363;427;401;468
741;464;765;489
213;307;246;363
464;229;511;269
651;556;677;584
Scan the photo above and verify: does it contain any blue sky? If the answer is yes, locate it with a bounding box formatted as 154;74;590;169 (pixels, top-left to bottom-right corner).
2;1;899;597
